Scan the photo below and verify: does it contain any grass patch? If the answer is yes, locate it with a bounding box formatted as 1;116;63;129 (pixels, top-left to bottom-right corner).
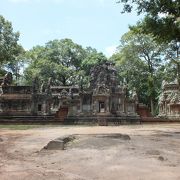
0;124;98;130
0;124;45;130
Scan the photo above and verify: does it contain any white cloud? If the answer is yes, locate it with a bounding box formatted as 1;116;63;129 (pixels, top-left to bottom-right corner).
105;45;117;57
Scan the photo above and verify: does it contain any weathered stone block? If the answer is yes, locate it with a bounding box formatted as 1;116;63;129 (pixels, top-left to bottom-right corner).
44;135;75;150
44;139;64;150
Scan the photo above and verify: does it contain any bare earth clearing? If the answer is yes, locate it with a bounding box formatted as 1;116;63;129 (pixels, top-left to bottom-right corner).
0;124;180;180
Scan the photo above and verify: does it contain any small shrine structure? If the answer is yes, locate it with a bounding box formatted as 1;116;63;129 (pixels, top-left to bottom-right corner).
158;79;180;120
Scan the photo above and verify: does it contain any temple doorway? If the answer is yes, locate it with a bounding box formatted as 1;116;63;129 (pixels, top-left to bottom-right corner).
99;102;105;113
56;107;68;121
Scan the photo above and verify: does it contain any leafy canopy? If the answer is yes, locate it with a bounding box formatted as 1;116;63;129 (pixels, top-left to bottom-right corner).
112;30;167;114
25;39;107;87
0;15;21;65
117;0;180;43
0;15;24;78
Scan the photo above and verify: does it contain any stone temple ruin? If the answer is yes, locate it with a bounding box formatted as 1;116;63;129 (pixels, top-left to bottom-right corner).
158;79;180;120
0;62;140;124
0;62;179;124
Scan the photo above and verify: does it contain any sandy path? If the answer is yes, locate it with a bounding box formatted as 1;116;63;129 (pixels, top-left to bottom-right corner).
0;124;180;180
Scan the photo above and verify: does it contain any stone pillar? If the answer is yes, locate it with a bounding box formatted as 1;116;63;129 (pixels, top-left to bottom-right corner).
93;100;98;114
96;100;99;113
164;102;167;115
31;94;37;115
92;98;95;114
123;98;126;113
80;97;83;113
106;97;110;112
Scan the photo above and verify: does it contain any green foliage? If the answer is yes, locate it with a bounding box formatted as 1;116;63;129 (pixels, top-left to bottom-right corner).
164;41;180;85
0;15;25;84
111;48;149;104
117;0;180;43
117;0;180;90
24;39;107;88
112;30;167;114
45;39;86;70
25;39;85;86
121;31;165;75
0;69;6;77
81;47;107;75
0;15;22;69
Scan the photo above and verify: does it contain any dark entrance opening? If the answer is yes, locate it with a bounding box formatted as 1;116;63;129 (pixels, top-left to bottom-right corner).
38;104;42;112
99;102;105;113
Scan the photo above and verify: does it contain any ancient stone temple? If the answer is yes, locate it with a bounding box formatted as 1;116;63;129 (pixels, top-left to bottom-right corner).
50;62;140;124
0;74;51;117
158;79;180;120
0;62;140;124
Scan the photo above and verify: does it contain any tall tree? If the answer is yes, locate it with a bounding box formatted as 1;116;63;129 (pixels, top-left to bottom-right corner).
111;46;149;105
5;45;25;84
113;31;165;114
25;39;86;86
81;47;107;75
79;47;107;89
164;41;180;88
117;0;180;88
117;0;180;43
0;15;22;76
24;39;107;88
45;39;86;71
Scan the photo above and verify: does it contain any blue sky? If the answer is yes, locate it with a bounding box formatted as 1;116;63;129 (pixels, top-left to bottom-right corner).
1;0;142;57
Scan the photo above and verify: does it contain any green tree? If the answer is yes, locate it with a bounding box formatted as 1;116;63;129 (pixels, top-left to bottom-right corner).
117;0;180;88
164;41;180;88
25;39;107;88
113;31;165;114
5;45;25;84
0;15;22;76
117;0;180;43
77;47;107;89
25;39;108;88
111;47;149;105
45;39;86;71
81;47;107;75
25;39;85;86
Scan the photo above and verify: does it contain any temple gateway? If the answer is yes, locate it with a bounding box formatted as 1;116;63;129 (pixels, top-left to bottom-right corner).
0;62;179;124
158;79;180;120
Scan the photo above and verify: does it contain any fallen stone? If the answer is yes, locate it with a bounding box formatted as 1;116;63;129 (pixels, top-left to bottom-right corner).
44;139;64;150
44;134;131;150
0;137;3;142
96;133;131;140
158;156;165;161
44;135;75;150
147;150;160;156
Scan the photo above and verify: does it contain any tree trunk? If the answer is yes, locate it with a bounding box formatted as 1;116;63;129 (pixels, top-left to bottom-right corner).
62;76;66;86
177;62;180;90
150;96;154;116
175;41;179;90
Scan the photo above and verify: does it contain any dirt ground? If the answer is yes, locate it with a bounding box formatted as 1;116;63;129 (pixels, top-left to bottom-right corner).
1;124;180;180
